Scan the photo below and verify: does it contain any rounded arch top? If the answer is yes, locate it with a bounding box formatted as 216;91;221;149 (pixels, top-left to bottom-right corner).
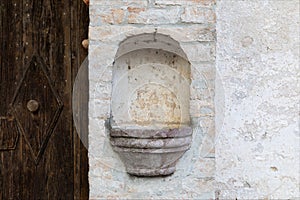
115;32;189;61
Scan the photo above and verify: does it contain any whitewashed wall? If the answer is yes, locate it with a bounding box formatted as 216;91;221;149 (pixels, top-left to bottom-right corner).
88;0;299;199
88;0;216;199
215;0;300;199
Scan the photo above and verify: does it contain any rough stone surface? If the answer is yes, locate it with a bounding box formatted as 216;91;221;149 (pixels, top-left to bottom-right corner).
215;0;300;199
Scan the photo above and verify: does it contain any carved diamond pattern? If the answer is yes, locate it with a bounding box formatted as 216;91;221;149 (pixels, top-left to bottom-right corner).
11;56;63;164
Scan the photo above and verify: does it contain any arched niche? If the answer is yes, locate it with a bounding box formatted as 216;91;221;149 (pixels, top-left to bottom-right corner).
109;33;193;176
111;33;191;130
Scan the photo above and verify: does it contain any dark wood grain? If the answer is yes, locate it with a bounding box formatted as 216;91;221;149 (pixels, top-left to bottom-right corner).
71;0;89;199
0;0;89;199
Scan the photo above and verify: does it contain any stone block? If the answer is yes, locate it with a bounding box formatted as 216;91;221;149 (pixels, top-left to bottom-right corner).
89;118;106;137
128;7;182;24
89;26;136;42
157;25;216;42
190;99;213;117
194;158;215;177
191;62;215;80
154;0;216;7
89;99;110;119
89;80;112;100
91;0;148;7
181;42;215;62
199;127;215;158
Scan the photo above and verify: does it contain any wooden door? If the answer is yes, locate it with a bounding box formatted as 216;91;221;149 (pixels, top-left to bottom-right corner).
0;0;89;199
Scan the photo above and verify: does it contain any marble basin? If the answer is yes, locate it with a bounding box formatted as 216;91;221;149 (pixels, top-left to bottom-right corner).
109;127;192;176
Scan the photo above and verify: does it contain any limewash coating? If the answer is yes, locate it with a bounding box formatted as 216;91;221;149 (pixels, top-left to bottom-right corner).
88;0;299;199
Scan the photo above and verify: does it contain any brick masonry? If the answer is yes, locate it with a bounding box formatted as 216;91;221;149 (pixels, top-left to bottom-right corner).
88;0;216;199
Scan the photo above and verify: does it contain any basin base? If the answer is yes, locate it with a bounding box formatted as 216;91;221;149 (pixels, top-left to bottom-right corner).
127;166;176;177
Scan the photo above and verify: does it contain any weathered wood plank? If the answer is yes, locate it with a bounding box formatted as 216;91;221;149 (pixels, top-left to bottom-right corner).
71;1;89;199
0;0;89;199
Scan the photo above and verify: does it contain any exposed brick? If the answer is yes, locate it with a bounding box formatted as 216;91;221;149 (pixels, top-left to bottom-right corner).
181;7;216;24
127;7;146;13
100;8;126;24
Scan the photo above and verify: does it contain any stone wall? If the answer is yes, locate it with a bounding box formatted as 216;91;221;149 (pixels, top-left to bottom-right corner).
88;0;299;199
88;0;216;199
215;0;300;199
